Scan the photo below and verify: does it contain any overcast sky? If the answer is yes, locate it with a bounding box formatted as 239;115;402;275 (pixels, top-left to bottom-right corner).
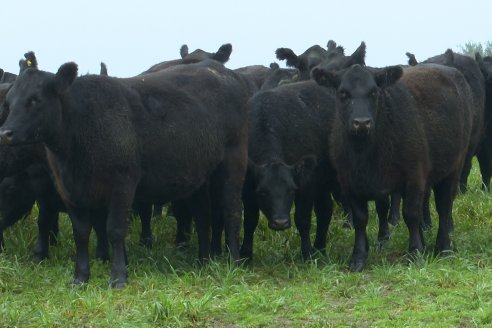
1;1;491;77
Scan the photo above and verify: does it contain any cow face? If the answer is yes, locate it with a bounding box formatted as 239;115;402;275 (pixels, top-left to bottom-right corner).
0;62;78;145
313;64;402;140
251;156;316;231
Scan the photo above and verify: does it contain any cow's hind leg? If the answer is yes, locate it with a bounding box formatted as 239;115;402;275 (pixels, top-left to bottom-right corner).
433;173;459;255
313;188;333;255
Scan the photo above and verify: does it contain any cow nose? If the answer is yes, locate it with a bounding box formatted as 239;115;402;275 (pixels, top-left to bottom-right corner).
0;129;13;145
352;118;372;130
268;218;291;231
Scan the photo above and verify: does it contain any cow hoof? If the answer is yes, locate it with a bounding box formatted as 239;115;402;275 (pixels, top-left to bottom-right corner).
389;215;400;226
349;259;366;272
72;277;88;286
32;252;48;263
239;248;253;261
110;281;126;289
139;237;152;249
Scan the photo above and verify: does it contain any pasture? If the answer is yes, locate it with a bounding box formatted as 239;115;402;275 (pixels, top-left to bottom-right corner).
1;161;492;327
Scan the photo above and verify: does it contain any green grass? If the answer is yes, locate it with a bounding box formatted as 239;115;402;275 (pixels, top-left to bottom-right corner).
2;161;492;327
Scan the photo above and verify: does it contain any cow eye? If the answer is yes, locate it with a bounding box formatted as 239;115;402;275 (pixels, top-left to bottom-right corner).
338;91;349;101
28;96;39;106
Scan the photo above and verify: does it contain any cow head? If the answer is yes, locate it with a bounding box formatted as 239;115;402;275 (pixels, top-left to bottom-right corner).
259;63;299;91
180;43;232;64
0;56;78;145
312;41;366;74
249;155;317;231
276;41;336;80
313;64;402;142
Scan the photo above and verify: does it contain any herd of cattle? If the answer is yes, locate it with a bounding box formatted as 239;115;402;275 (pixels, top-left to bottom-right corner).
0;40;491;288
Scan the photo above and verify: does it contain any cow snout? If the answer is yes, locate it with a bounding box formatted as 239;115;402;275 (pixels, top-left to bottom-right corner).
0;129;13;145
268;218;291;231
352;117;372;134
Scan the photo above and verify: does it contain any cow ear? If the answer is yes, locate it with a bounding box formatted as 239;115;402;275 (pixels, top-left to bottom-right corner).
100;62;108;76
276;48;299;68
24;51;38;69
327;40;337;51
55;62;78;94
269;62;280;70
374;65;403;88
294;155;317;185
0;69;3;80
347;41;366;67
180;44;189;58
312;67;340;89
444;49;454;66
406;52;418;66
213;43;232;63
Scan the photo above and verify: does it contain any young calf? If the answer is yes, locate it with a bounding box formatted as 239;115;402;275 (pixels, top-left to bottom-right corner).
313;64;473;271
0;59;249;287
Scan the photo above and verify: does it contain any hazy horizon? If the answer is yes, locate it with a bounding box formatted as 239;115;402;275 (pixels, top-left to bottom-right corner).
1;1;491;77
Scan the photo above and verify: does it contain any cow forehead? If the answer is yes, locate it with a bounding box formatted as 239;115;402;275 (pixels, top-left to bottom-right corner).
8;70;50;101
340;67;376;91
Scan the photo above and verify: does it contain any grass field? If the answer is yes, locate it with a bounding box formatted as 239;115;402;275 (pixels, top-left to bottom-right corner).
1;162;492;327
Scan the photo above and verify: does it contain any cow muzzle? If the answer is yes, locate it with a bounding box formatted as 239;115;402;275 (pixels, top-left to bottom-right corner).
0;129;13;145
351;117;373;136
268;217;291;231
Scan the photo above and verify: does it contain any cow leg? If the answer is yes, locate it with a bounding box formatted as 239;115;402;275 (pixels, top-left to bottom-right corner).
240;180;260;261
173;200;193;248
33;198;59;262
477;146;492;191
294;189;315;260
210;194;224;257
388;193;401;226
402;185;425;255
152;205;163;218
421;188;432;231
91;210;109;262
134;202;152;248
0;229;4;252
189;185;211;260
70;208;92;285
313;188;333;255
459;155;473;194
215;147;247;263
375;197;390;246
348;197;369;272
49;214;59;246
433;174;459;254
107;180;136;288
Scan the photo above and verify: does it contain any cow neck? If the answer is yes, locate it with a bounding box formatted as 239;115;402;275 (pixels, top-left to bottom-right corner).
43;93;76;160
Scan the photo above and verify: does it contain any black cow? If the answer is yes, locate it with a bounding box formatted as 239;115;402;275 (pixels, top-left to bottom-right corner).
406;50;485;194
474;53;492;190
239;43;392;261
276;40;345;80
312;63;472;271
0;69;17;83
141;43;232;74
0;58;249;287
0;53;110;262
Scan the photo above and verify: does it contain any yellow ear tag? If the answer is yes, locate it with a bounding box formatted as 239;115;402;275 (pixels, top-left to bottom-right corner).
27;60;32;67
